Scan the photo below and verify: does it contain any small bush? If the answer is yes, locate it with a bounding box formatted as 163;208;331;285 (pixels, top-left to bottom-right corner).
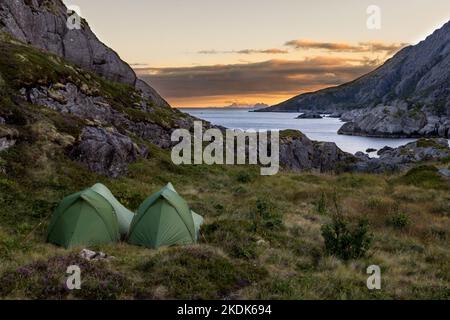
386;213;410;230
397;165;449;190
315;192;327;215
321;215;373;261
236;171;254;183
254;198;283;232
438;156;450;164
416;139;447;150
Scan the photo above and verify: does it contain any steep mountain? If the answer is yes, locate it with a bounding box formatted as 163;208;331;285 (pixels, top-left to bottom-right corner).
259;21;450;138
0;0;169;108
0;0;198;178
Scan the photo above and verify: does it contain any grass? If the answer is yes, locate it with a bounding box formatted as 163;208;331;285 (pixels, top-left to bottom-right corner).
394;165;450;190
1;131;449;299
416;138;449;150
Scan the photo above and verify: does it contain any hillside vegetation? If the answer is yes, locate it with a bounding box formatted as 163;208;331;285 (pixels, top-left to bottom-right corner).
0;33;449;300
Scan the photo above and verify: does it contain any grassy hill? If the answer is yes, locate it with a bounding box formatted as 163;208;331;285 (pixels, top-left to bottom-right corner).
0;33;449;300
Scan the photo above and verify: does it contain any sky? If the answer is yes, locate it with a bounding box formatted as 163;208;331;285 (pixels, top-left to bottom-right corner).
63;0;450;107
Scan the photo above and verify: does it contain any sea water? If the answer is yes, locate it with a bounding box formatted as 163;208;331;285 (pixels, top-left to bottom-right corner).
179;108;418;155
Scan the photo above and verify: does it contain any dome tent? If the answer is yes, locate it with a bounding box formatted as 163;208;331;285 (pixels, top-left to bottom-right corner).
47;188;120;248
90;183;135;237
47;183;135;248
128;183;204;249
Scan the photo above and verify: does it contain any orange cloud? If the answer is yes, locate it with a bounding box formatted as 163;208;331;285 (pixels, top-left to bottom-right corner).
285;39;408;55
197;48;289;55
136;56;377;107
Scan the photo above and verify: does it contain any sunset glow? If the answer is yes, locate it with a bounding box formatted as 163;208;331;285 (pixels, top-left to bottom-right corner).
63;0;450;107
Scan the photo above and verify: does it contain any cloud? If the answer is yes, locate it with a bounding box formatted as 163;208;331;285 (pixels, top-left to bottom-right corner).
285;40;361;51
197;48;289;55
358;41;409;55
129;62;151;67
285;39;408;55
135;57;376;106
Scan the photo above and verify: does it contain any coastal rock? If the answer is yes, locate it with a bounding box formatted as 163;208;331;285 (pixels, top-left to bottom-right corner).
350;138;450;173
377;146;394;155
340;109;366;122
69;127;148;178
296;112;323;119
279;131;355;172
329;111;343;118
338;104;450;138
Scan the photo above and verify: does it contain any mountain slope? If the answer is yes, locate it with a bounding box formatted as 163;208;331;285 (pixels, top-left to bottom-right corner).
0;0;169;108
260;21;450;118
0;2;449;301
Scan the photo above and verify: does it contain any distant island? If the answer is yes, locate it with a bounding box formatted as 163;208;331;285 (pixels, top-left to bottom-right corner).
219;102;269;109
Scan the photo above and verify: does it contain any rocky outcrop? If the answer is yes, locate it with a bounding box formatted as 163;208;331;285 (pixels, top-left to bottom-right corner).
135;79;170;109
296;112;323;119
279;130;450;174
279;131;356;172
0;125;19;152
69;126;148;178
23;83;119;125
259;20;450;138
439;168;450;179
338;104;450;138
20;82;190;148
0;0;168;108
349;138;450;173
0;125;18;152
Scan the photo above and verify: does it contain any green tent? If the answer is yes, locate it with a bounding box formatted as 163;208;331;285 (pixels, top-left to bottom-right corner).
128;183;204;249
47;183;135;248
47;188;120;248
90;183;135;236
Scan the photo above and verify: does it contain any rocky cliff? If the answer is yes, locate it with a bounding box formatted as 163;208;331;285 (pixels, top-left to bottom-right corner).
0;27;193;177
260;21;450;138
0;0;169;108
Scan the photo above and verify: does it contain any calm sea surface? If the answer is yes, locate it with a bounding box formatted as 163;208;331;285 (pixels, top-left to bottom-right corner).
179;108;418;155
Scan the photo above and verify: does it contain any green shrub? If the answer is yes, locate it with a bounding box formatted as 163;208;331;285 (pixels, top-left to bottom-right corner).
315;192;327;215
236;171;254;183
386;213;410;230
254;198;283;232
416;138;447;150
397;165;449;190
321;216;373;261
